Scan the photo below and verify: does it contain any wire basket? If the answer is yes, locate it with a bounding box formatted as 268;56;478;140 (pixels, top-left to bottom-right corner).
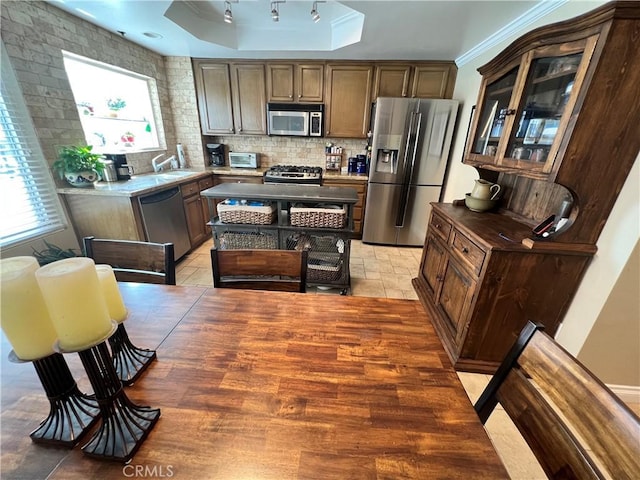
290;204;346;229
218;200;276;225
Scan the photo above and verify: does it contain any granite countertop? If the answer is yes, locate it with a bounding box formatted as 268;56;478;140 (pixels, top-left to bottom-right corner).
56;167;368;198
56;169;214;197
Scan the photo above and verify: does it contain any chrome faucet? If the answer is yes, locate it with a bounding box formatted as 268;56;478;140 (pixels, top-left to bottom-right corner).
152;154;176;172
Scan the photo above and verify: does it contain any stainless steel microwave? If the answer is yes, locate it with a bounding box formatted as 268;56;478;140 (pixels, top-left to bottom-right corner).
267;103;323;137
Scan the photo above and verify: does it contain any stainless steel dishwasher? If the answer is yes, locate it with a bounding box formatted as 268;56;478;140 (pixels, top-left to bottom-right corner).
138;186;191;261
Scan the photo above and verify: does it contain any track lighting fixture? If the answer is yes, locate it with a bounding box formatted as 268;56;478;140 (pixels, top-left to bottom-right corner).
311;1;321;23
271;2;279;22
223;1;233;24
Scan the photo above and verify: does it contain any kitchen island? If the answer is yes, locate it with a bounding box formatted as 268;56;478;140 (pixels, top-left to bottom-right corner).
202;183;358;293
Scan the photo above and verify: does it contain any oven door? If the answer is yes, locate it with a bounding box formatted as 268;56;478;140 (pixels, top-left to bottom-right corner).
268;110;309;136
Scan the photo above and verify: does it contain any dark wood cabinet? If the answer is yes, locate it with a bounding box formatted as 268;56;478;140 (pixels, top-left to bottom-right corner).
193;62;234;135
193;61;266;136
414;2;640;373
182;175;215;248
266;63;324;103
322;178;367;237
373;62;457;99
324;64;374;138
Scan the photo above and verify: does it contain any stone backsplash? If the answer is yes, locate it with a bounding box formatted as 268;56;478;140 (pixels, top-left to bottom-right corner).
208;136;368;169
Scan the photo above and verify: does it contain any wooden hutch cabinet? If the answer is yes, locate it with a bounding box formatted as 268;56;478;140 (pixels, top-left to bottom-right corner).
413;2;640;373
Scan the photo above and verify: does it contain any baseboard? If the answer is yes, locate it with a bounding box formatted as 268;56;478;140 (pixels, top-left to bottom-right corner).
608;384;640;404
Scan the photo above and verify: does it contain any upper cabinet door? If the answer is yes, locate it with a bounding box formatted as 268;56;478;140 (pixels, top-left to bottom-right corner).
411;65;456;98
266;63;324;103
465;36;597;179
194;62;234;135
296;64;324;103
325;64;374;138
266;64;295;102
230;64;267;135
373;65;412;98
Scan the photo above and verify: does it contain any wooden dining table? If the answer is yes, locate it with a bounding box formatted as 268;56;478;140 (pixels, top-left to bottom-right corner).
1;283;508;479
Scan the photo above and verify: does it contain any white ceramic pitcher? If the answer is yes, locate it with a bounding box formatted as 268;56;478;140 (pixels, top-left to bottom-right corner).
471;179;501;200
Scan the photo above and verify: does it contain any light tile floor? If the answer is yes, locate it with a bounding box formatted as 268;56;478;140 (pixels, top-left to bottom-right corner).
176;239;638;480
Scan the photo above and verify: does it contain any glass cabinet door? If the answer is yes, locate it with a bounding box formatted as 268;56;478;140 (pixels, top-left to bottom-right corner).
470;67;519;157
504;52;583;166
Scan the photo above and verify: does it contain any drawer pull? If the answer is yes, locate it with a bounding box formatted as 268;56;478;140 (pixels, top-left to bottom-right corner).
461;247;469;253
435;223;441;229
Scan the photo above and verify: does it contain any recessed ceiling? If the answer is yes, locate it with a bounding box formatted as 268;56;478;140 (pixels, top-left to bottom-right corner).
165;1;364;51
47;1;558;61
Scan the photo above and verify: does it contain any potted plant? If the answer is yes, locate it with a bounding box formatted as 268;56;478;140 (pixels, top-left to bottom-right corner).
107;97;126;117
52;145;105;187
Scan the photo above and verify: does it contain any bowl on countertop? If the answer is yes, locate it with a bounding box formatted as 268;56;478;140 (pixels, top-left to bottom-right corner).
465;193;498;212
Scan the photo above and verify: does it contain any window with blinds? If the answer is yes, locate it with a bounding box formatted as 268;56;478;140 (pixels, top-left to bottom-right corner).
0;43;67;248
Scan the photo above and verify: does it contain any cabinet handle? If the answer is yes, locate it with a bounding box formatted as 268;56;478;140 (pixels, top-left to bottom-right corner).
435;223;441;229
436;275;443;282
229;128;233;132
505;109;516;115
461;247;469;253
289;95;293;99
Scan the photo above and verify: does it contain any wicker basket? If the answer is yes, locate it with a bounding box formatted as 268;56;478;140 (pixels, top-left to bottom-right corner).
290;204;346;229
218;231;278;250
218;201;276;225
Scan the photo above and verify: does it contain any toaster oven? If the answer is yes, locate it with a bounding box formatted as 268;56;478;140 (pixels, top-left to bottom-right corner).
228;152;259;168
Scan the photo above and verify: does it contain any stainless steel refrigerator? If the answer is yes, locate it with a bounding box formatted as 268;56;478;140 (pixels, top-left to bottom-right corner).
362;97;459;246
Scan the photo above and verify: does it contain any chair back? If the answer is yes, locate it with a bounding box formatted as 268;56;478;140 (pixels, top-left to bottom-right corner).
83;236;176;285
475;321;640;479
211;248;307;293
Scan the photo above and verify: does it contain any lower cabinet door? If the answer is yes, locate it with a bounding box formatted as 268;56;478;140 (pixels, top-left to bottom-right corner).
421;234;446;298
184;195;207;247
437;256;476;342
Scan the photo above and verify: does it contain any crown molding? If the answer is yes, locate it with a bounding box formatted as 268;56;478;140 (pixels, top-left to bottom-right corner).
455;0;569;67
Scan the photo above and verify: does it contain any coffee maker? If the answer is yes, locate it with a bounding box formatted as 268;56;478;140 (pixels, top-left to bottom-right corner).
103;153;133;180
206;144;225;166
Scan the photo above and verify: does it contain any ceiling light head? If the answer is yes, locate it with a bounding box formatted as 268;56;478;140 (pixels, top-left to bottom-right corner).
271;2;279;22
311;2;320;23
224;1;233;24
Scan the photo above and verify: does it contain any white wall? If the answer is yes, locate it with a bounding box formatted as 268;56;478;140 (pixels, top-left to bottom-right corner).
442;1;639;372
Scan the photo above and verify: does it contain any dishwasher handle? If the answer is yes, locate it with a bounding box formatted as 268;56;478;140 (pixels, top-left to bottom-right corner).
139;186;181;205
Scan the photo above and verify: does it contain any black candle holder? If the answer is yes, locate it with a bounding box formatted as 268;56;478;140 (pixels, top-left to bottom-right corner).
109;323;156;386
75;340;160;462
8;351;100;447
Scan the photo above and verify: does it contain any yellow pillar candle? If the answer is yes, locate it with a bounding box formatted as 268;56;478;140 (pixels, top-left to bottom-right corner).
35;257;113;351
95;264;128;323
0;256;59;360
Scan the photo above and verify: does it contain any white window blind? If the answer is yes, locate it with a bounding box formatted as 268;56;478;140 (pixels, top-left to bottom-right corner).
0;42;67;248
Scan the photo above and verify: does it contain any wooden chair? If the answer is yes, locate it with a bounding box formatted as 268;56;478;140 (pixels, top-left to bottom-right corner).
83;236;176;285
474;321;640;479
211;248;308;293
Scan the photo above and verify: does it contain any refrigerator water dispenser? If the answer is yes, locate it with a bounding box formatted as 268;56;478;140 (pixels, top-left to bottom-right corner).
375;149;398;173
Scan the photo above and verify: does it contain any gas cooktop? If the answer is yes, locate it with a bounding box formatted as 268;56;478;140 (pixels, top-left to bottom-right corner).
264;165;323;184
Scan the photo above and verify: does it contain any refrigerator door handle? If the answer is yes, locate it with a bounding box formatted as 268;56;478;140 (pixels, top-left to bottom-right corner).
395;112;421;228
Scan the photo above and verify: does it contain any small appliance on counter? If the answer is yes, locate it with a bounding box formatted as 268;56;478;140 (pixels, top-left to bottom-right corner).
98;159;118;182
228;152;259;169
103;153;133;180
206;143;225;166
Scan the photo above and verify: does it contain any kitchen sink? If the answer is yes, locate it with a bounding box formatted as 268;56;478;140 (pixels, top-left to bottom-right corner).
153;170;197;179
